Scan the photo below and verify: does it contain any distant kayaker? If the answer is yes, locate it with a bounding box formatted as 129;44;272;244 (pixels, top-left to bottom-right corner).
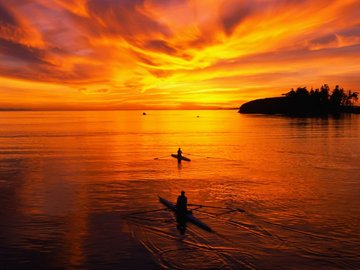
177;148;182;158
176;191;188;215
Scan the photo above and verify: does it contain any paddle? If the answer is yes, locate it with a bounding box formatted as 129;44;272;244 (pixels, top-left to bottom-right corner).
154;154;171;160
189;205;202;211
125;208;168;216
184;153;232;161
188;203;245;213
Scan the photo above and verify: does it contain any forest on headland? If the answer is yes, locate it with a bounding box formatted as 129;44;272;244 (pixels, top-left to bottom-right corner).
239;84;359;115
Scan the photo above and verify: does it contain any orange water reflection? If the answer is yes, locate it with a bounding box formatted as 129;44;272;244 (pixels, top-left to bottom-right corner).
0;111;359;269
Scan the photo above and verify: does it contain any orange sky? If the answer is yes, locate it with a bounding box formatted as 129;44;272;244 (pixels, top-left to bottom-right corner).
1;0;360;109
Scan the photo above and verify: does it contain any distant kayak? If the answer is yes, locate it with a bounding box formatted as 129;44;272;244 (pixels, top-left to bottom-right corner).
171;154;191;162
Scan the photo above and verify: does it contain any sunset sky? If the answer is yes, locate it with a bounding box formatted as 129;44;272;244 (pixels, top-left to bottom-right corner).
1;0;360;109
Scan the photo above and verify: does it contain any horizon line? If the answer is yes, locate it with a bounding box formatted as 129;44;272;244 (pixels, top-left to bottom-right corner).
0;107;239;112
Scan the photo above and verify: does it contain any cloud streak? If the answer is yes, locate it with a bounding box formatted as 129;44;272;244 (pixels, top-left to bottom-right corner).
0;0;360;109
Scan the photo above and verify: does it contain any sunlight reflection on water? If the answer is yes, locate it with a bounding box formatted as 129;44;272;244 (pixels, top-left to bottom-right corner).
0;110;359;269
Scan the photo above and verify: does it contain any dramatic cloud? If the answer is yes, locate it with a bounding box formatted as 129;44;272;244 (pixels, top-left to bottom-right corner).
0;2;17;26
0;0;360;109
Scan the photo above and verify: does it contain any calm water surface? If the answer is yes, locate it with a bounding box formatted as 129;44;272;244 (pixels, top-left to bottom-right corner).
0;110;359;269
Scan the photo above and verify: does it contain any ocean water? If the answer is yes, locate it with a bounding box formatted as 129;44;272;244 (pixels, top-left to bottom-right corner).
0;110;359;269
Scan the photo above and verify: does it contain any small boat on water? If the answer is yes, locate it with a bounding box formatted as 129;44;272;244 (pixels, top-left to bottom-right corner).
159;196;212;232
171;154;191;162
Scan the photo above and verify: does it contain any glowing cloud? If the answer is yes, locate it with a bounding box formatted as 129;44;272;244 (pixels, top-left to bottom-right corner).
1;0;360;109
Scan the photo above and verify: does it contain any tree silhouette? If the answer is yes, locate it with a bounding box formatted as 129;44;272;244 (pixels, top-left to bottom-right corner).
240;84;359;115
282;84;358;114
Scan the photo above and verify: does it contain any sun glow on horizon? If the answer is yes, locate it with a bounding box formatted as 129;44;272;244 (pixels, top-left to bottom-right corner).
1;0;360;109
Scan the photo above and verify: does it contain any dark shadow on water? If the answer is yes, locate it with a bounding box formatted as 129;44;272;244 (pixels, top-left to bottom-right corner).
176;213;187;235
176;215;186;234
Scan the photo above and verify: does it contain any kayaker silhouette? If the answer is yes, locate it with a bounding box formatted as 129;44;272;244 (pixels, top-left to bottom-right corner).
176;191;188;215
177;148;182;158
171;148;191;163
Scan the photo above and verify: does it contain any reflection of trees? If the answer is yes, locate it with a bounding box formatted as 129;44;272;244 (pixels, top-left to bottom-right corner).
283;84;358;114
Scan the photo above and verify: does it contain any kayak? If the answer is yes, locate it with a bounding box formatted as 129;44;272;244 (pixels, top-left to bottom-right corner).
171;154;191;162
159;196;212;232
